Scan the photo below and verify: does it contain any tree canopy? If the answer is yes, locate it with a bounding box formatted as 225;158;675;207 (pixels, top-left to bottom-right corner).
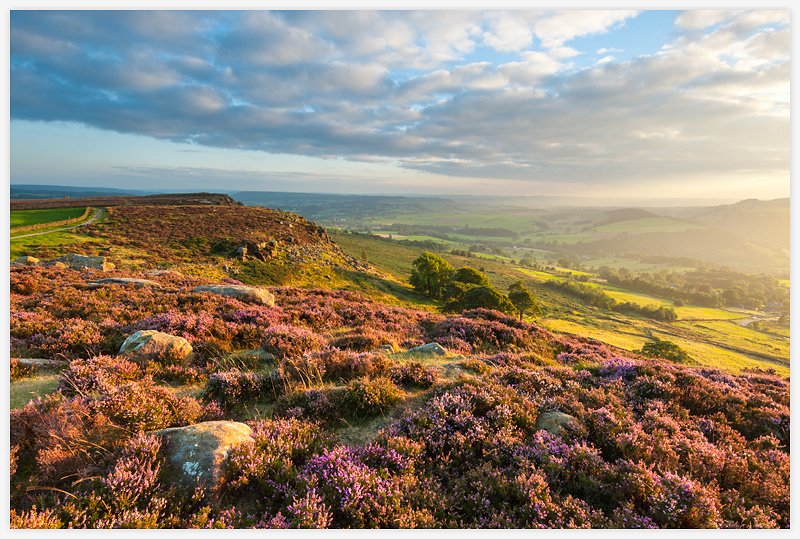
409;252;453;299
508;282;541;320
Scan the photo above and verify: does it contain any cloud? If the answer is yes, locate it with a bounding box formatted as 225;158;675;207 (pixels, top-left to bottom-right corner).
10;9;789;194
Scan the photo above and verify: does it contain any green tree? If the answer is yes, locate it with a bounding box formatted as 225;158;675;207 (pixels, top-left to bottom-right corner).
409;252;453;299
446;285;516;315
508;282;542;320
452;266;490;286
442;266;492;303
640;340;692;364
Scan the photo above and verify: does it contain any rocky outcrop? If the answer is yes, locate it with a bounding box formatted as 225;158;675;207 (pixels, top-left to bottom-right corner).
535;411;579;437
155;421;254;501
117;330;194;367
235;239;281;262
192;284;275;306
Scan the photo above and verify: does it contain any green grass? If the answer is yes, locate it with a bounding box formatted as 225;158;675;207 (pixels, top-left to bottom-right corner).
10;207;88;229
10;230;105;260
10;375;61;410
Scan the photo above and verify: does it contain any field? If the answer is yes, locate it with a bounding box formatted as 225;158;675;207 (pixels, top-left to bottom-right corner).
10;207;89;229
8;195;790;529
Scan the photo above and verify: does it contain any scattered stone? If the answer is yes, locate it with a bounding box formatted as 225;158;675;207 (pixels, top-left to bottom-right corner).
117;329;195;367
535;411;579;437
192;284;275;306
407;343;449;356
13;256;40;266
90;277;162;288
155;421;254;501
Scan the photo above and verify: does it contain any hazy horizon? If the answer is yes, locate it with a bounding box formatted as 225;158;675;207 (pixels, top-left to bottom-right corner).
9;7;790;201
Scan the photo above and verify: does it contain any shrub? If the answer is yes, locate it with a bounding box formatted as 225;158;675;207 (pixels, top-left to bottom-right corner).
389;362;439;389
261;324;325;359
199;370;270;409
57;355;142;396
343;377;403;417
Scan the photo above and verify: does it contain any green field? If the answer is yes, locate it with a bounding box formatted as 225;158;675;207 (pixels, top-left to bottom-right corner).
10;207;88;229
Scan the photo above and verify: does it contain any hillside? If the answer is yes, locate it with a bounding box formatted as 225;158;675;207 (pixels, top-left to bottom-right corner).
9;196;790;529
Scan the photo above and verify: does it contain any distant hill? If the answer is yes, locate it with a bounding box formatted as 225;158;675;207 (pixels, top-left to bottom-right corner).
232;191;457;223
653;198;789;253
9;184;157;199
595;208;659;227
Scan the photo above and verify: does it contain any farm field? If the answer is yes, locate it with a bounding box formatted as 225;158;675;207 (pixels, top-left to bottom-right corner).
10;207;88;229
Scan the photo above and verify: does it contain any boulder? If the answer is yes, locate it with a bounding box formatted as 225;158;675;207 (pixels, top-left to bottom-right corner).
407;343;448;356
48;253;115;272
13;256;40;266
192;284;275;306
91;277;162;288
155;421;254;501
117;330;194;367
535;411;579;437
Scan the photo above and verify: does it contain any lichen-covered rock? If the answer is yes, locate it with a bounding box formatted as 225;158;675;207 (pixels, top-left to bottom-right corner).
47;253;115;271
535;411;579;436
155;421;254;501
117;329;194;366
12;256;40;266
407;342;449;356
191;284;275;306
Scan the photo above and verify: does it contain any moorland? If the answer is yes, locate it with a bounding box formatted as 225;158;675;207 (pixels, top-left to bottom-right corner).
8;190;790;529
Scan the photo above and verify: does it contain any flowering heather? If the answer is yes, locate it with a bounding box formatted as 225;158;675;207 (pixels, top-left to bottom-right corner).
8;265;791;528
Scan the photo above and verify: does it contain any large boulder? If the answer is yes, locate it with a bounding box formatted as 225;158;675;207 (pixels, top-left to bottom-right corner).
117;330;194;367
47;253;115;272
155;421;254;501
407;342;448;356
535;411;579;437
192;284;275;306
12;256;40;266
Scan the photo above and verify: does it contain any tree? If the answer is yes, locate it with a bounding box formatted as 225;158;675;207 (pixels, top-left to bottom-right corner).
446;285;516;315
640;340;691;364
508;282;542;320
442;266;491;303
409;252;452;299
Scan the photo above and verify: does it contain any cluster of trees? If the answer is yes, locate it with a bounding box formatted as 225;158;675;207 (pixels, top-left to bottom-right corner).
598;266;788;312
409;252;540;320
545;279;678;321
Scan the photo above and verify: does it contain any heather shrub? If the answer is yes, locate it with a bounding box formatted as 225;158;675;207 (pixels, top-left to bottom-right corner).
199;370;271;409
329;329;396;352
312;349;391;383
274;388;346;424
342;376;403;417
57;355;142;396
226;418;338;514
297;446;408;528
10;358;38;381
261;324;325;359
10;394;123;489
10;506;62;529
94;380;204;432
388;361;439;389
146;363;208;386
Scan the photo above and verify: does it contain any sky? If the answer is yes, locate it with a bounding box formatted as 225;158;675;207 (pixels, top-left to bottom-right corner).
7;5;792;201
